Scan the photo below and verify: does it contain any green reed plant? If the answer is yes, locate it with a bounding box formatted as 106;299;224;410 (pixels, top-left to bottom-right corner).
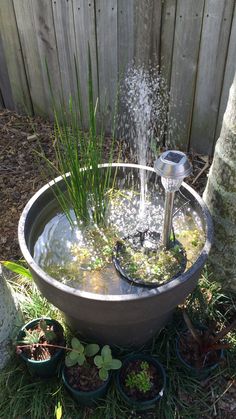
43;52;116;227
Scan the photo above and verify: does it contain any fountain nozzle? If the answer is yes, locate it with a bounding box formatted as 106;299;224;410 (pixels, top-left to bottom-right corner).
154;151;192;249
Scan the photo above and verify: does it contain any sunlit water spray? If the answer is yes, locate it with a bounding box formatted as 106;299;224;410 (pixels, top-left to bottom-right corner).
120;66;171;219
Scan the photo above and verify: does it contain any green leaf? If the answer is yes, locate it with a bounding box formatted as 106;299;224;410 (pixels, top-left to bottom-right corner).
99;367;108;381
65;355;77;367
71;337;84;352
101;345;112;363
77;354;85;366
45;330;56;342
1;261;32;278
94;355;103;368
39;320;47;332
54;402;62;419
85;343;99;357
69;350;80;361
110;359;122;370
103;361;112;369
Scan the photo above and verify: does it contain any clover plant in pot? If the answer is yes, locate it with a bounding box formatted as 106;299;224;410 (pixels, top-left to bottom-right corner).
115;353;166;411
62;338;121;406
16;317;65;378
176;311;236;378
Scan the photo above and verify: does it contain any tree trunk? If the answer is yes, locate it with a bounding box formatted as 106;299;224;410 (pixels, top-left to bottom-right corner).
203;72;236;290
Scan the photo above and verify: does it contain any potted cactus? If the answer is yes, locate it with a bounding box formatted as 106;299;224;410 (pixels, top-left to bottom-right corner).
62;338;121;406
115;353;166;411
16;317;65;378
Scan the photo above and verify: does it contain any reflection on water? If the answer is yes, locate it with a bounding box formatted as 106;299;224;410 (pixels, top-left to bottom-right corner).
34;184;204;296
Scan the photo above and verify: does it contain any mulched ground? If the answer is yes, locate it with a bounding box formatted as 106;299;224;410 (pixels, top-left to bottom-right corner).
0;109;55;260
0;108;210;261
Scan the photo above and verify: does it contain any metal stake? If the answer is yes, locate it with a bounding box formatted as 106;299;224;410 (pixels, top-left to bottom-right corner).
162;191;175;249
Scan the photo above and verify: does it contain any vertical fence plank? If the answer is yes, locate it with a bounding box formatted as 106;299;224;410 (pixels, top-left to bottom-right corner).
190;0;235;155
168;0;205;150
13;0;48;116
96;0;118;131
215;4;236;141
134;0;160;67
161;0;177;87
117;0;134;76
31;0;61;116
0;33;14;109
52;0;77;103
73;0;98;127
0;0;32;113
0;90;4;108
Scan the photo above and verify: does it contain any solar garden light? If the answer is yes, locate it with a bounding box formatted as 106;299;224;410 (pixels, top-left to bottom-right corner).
154;151;192;249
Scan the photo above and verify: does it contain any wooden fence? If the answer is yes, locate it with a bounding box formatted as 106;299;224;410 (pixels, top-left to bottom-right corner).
0;0;235;155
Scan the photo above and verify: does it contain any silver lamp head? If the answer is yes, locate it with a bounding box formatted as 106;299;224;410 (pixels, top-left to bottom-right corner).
154;150;192;192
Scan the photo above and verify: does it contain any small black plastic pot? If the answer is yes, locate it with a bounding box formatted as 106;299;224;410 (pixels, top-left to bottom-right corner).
61;365;112;406
17;317;65;378
115;353;166;411
176;327;224;379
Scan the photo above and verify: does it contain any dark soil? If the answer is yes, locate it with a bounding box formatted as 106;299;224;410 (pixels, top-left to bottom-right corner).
0;109;55;261
20;321;64;361
178;329;222;369
121;359;162;402
65;361;105;392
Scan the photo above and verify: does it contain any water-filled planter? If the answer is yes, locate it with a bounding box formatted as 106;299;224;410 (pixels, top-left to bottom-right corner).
18;164;213;347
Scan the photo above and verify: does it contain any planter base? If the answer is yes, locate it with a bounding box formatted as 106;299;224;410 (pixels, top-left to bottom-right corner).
64;310;173;347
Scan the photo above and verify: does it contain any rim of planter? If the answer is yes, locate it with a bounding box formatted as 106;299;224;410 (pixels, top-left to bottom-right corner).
18;163;213;302
17;317;65;364
115;353;166;408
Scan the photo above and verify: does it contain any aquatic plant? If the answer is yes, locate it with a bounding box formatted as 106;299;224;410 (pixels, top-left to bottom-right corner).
42;54;116;227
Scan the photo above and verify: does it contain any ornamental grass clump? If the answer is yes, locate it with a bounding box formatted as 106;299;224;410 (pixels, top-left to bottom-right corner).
44;54;116;227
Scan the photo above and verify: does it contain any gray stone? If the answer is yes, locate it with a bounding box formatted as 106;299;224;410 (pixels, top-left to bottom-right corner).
0;266;21;369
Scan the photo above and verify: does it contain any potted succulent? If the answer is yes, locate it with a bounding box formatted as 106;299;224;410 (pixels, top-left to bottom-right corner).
176;311;236;377
16;317;65;378
62;338;121;406
115;353;166;411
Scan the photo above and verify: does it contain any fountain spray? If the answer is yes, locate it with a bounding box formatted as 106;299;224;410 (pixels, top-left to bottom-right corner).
154;151;192;249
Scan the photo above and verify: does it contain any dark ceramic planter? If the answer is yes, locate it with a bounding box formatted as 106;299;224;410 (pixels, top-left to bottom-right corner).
17;317;65;378
18;164;213;347
62;365;111;406
176;327;224;379
115;353;166;411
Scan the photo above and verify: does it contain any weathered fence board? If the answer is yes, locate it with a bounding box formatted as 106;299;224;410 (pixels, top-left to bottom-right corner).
13;0;49;116
31;0;61;116
52;0;77;103
0;33;14;109
215;3;236;141
117;0;135;75
73;0;98;127
96;0;118;129
0;0;32;113
161;0;177;87
169;0;205;150
0;90;4;109
190;0;235;155
134;0;160;65
0;0;235;155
